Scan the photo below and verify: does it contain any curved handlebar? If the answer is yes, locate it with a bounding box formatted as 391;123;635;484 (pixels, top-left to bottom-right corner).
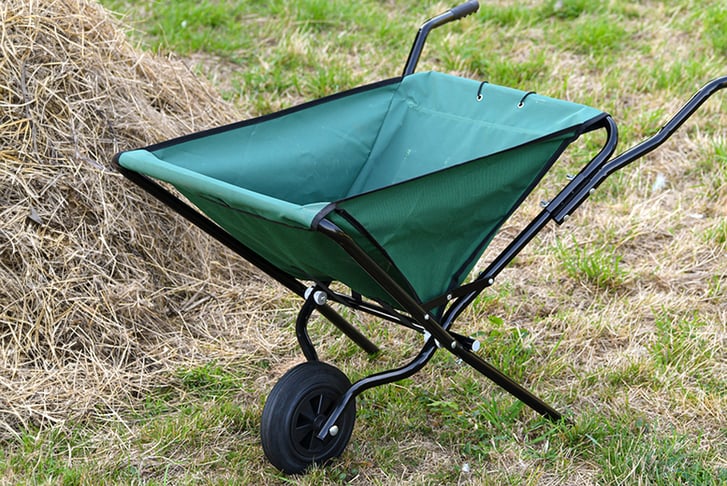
403;1;480;76
551;75;727;223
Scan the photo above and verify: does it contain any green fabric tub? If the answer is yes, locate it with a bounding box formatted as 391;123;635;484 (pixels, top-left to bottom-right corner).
117;71;604;306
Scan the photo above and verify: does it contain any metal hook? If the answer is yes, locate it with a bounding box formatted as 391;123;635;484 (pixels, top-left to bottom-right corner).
476;80;488;101
517;91;536;108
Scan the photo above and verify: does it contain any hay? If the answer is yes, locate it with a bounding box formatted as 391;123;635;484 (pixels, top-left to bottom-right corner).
0;0;260;435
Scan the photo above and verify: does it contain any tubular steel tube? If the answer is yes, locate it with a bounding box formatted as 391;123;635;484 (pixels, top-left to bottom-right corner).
403;1;479;76
295;298;319;362
317;340;439;441
314;218;565;440
552;76;727;222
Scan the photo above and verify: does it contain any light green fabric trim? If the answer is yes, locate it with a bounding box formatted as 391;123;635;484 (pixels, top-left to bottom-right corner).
118;150;328;228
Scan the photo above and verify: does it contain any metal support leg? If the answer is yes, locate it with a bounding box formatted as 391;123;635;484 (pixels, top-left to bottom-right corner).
447;340;565;422
317;304;380;355
297;288;380;362
295;297;319;362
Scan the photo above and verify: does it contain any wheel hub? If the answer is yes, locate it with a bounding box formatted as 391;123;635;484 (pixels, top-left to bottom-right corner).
313;414;327;434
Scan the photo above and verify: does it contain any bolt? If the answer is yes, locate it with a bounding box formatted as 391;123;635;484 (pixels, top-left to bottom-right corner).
329;425;339;437
313;291;327;305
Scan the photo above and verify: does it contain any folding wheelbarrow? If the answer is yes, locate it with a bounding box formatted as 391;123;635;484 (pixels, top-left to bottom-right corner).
114;0;727;474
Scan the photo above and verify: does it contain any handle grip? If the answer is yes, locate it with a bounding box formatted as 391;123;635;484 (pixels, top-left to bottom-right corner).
450;0;480;20
402;1;481;76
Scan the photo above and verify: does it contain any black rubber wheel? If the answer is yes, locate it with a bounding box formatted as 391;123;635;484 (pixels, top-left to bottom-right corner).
260;361;356;474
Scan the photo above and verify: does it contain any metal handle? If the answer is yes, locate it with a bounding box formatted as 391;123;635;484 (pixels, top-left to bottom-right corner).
402;1;480;76
552;75;727;223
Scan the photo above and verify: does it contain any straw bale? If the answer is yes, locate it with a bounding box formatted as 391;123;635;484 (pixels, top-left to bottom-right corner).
0;0;255;435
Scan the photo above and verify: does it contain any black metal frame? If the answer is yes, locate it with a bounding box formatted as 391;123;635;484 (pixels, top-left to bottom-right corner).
114;0;727;446
403;0;480;76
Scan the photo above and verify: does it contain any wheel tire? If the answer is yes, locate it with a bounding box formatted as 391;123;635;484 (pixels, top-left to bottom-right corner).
260;361;356;474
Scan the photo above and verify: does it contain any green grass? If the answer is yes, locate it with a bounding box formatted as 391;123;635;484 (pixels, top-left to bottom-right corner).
591;419;726;486
4;0;726;484
703;5;727;55
704;220;727;246
553;236;627;289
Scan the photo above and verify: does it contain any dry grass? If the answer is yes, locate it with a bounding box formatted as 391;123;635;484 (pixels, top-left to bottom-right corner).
0;0;275;436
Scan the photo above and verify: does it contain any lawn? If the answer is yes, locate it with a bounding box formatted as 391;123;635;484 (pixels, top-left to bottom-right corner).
1;0;726;484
